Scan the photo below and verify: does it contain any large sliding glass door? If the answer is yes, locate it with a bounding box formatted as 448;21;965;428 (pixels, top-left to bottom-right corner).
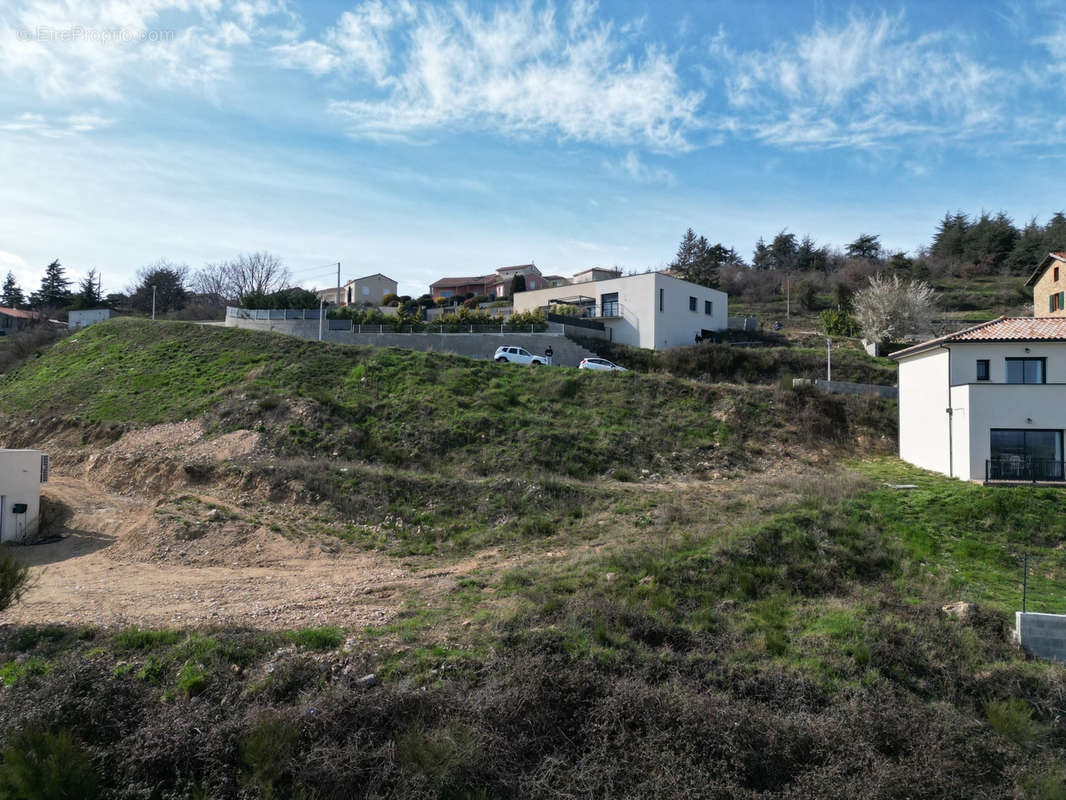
989;429;1064;481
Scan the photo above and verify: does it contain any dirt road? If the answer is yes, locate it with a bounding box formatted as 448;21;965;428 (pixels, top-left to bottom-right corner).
4;477;464;630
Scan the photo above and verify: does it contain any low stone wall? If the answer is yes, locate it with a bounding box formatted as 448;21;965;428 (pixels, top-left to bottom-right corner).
793;378;898;400
224;317;598;366
1015;612;1066;663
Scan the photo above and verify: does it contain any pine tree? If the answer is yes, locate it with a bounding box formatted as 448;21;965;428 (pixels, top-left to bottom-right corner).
752;237;772;270
670;228;698;270
770;230;798;271
71;269;104;310
31;260;73;309
1;272;24;309
846;233;882;261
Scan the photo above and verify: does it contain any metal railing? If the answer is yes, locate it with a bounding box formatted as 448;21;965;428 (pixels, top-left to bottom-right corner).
986;458;1066;483
227;306;323;320
545;312;605;331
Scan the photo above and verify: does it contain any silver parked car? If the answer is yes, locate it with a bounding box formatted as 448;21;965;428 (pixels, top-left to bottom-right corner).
578;357;627;371
494;346;545;365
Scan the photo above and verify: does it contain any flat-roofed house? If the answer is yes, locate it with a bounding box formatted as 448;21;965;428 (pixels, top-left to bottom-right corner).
891;317;1066;482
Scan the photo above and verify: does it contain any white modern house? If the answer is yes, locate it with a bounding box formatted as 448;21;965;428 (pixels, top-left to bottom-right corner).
511;271;728;349
891;317;1066;482
0;449;48;542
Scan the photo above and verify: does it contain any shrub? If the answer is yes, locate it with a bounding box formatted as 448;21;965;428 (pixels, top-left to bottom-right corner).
0;725;100;800
0;546;30;613
112;627;180;653
287;627;344;651
985;697;1038;747
819;309;858;337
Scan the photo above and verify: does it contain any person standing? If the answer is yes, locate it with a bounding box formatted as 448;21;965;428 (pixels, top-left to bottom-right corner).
545;344;553;365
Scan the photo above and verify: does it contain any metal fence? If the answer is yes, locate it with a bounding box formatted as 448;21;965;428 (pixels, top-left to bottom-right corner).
986;459;1066;483
227;307;322;320
546;312;605;331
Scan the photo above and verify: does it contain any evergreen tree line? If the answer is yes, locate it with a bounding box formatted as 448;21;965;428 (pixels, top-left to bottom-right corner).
669;210;1066;290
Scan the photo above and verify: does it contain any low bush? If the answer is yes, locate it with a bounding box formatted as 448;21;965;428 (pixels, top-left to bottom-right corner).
0;725;100;800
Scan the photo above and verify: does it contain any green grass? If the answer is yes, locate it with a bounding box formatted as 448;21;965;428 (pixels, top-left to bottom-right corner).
851;459;1066;612
0;318;896;480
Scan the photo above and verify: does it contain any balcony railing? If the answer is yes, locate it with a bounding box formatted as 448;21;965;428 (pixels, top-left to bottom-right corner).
986;458;1066;483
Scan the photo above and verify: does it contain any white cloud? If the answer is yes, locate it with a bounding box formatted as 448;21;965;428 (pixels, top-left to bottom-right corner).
282;0;703;151
606;151;675;185
0;251;35;297
0;0;291;100
717;13;1001;149
0;111;115;137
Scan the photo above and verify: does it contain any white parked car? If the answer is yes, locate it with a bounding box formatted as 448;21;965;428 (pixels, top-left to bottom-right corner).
494;346;545;365
578;357;627;371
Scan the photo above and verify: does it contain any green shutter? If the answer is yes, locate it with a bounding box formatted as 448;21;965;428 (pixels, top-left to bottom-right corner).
1059;291;1064;311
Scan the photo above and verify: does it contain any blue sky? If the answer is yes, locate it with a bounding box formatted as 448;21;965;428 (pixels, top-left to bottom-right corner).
1;0;1065;297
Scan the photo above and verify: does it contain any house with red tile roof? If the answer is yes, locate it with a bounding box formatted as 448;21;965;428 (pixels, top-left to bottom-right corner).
0;306;39;334
1025;252;1066;316
891;316;1066;482
429;264;549;300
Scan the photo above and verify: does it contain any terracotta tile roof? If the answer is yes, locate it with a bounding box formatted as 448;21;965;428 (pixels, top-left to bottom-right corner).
495;264;535;274
891;316;1066;359
0;306;38;319
429;275;494;288
1025;251;1066;286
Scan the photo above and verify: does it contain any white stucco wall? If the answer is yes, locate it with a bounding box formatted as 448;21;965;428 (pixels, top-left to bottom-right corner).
68;309;112;329
958;384;1066;481
512;272;727;350
947;342;1066;384
897;348;951;476
0;449;44;542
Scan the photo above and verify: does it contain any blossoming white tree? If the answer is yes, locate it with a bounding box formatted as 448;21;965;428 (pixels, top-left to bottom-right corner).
854;274;936;344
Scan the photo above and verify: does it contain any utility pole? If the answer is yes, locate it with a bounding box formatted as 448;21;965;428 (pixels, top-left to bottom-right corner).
1023;553;1028;613
826;337;832;381
786;273;790;319
336;262;342;308
151;285;156;320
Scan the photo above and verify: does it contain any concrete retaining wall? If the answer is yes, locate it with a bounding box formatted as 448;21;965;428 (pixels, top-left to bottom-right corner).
225;317;599;366
1015;612;1066;663
793;378;898;399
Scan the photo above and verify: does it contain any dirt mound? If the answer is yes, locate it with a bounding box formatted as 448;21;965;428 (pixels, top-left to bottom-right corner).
109;492;315;568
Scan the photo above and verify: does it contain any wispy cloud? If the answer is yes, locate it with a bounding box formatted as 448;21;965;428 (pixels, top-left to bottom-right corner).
0;111;115;137
283;0;703;151
0;0;293;100
605;151;675;185
716;12;1001;149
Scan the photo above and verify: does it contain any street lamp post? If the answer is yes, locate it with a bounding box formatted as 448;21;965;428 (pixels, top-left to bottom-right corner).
151;285;157;321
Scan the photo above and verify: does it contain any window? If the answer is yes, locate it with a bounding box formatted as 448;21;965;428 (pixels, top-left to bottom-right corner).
976;359;989;381
1005;357;1046;384
704;300;713;315
600;292;619;317
1056;266;1060;281
689;296;697;312
990;429;1064;480
1053;294;1059;313
659;288;663;312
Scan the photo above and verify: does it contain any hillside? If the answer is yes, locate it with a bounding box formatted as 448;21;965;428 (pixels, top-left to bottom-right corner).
0;319;895;480
0;321;1064;798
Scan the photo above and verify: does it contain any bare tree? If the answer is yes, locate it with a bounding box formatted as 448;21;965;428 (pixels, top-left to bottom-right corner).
189;252;290;306
225;252;290;303
854;273;935;344
190;261;234;305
